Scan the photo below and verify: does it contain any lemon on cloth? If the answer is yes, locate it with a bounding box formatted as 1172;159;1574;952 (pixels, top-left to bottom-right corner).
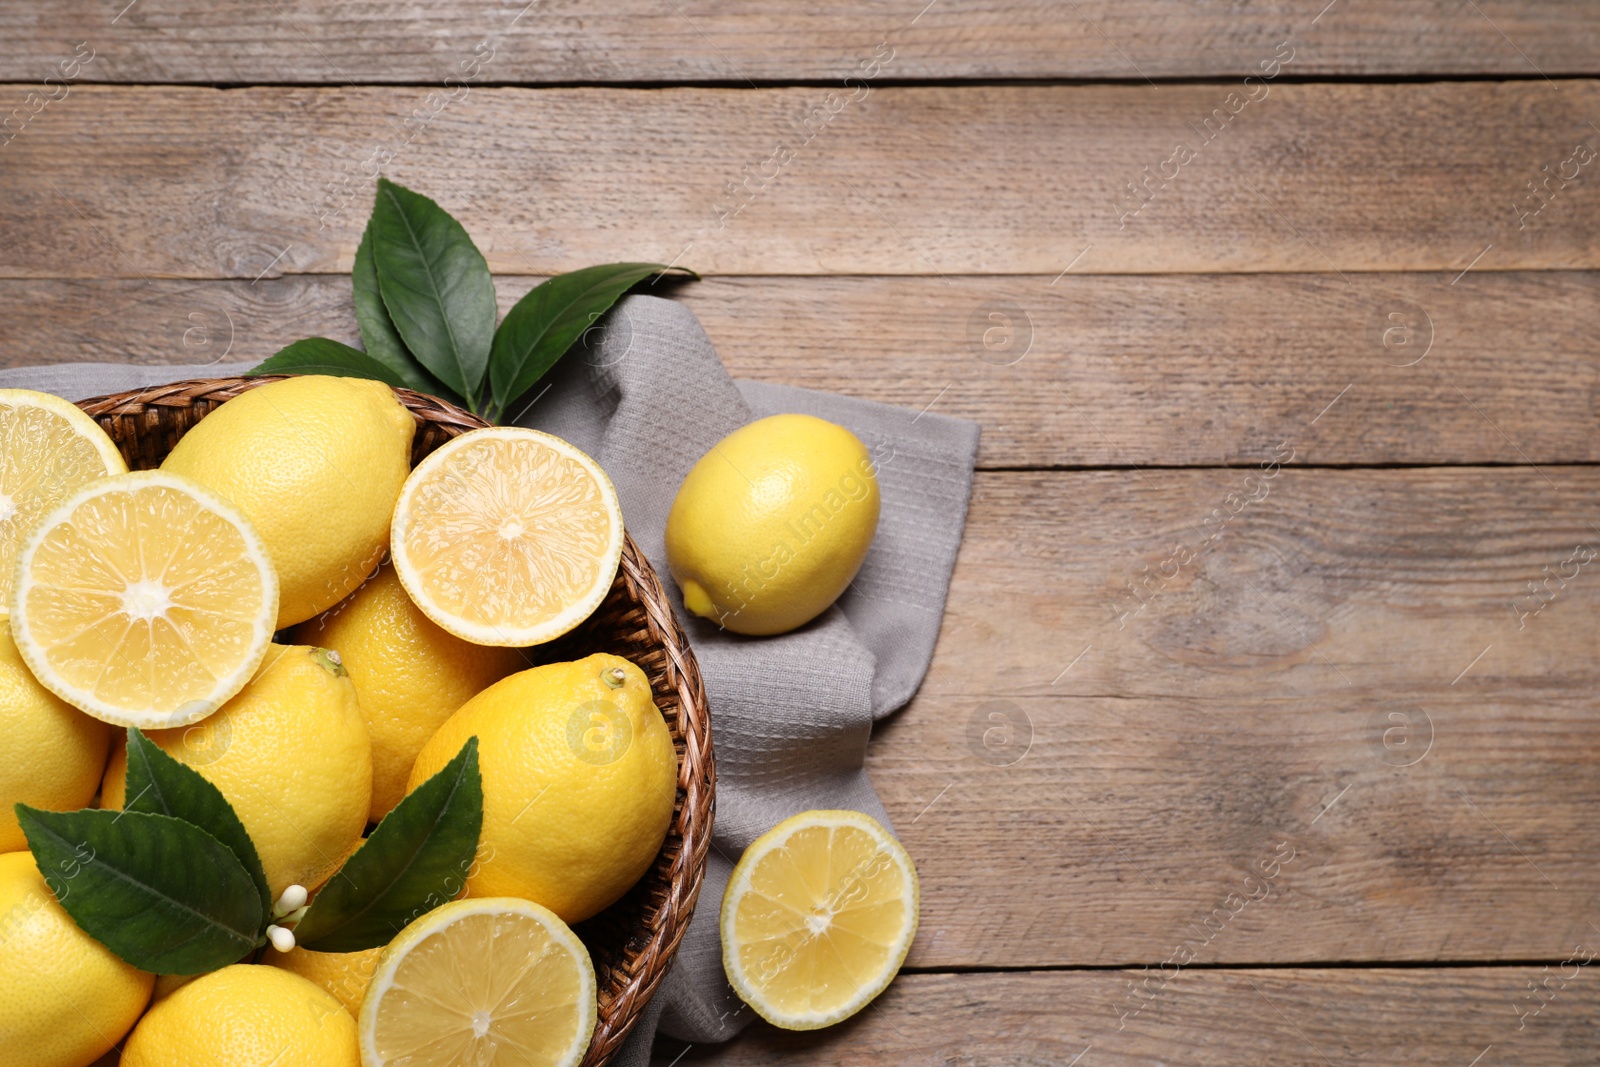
103;644;372;896
390;426;623;647
0;620;112;853
722;809;918;1030
407;653;676;923
666;414;879;636
293;562;524;820
121;964;360;1067
10;470;278;730
0;851;153;1067
359;897;596;1067
0;389;127;616
161;374;414;629
268;944;384;1019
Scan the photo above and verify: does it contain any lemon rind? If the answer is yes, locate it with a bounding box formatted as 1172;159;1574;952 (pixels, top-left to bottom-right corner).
10;470;280;729
389;427;624;648
720;809;920;1031
359;896;598;1067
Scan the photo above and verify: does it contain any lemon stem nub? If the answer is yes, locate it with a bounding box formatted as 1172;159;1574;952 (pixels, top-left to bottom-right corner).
602;667;626;689
272;884;309;919
679;579;716;620
312;648;348;677
266;924;296;953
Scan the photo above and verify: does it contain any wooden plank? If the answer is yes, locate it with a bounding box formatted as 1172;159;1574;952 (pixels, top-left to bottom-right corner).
3;2;1599;83
935;469;1600;702
6;272;1599;467
883;690;1600;967
875;469;1600;967
3;83;1599;278
654;969;1600;1066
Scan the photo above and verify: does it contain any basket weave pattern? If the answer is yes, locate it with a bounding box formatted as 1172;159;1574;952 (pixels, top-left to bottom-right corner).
76;375;715;1066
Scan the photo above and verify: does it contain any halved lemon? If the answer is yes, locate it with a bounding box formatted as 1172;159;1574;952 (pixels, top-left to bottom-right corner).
359;897;598;1067
390;427;623;646
11;470;278;728
722;810;919;1030
0;389;127;615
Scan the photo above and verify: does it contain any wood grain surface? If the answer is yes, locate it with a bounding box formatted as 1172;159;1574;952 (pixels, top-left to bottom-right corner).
882;468;1600;967
6;271;1595;467
651;968;1600;1065
7;3;1599;1062
3;83;1600;277
2;2;1598;83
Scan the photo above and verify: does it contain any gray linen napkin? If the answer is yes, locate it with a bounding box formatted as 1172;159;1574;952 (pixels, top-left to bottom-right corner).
0;294;979;1062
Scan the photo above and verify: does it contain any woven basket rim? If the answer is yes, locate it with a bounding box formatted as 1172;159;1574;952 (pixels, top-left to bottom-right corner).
75;374;715;1066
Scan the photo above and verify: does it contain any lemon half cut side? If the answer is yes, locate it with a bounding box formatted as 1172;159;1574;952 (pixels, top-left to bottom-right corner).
11;470;279;729
721;809;919;1030
359;897;598;1067
0;389;128;616
390;427;624;647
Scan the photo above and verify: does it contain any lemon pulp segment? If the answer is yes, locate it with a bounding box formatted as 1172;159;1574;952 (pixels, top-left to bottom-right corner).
391;428;622;646
0;389;126;615
12;471;277;728
361;898;597;1067
722;810;918;1029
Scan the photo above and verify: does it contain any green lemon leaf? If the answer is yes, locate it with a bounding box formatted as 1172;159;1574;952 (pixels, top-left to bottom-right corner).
488;262;696;417
293;737;482;953
246;337;413;389
369;178;496;406
17;804;265;975
123;728;271;918
354;220;455;401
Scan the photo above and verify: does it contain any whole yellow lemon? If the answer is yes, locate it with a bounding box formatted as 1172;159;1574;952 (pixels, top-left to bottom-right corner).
122;964;360;1067
0;851;153;1067
293;563;524;820
103;644;372;896
0;621;111;853
161;374;414;628
665;414;879;636
406;654;676;924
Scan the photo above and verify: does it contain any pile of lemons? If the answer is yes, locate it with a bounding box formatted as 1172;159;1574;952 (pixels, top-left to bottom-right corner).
0;380;921;1067
0;378;672;1067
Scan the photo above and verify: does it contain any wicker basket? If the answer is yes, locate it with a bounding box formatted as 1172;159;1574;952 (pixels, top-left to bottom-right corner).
75;375;715;1066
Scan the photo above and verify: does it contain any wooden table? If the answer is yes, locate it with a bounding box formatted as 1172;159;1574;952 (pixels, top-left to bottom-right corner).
6;3;1600;1063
